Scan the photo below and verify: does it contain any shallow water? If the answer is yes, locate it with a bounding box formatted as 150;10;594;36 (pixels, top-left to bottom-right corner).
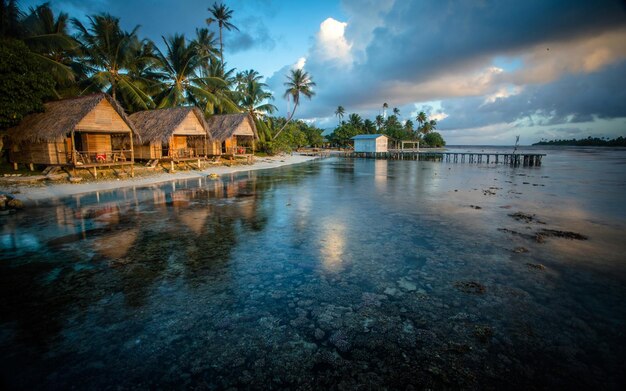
1;147;625;389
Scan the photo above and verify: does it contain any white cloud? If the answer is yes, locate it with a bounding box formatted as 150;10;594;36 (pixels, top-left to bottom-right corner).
293;57;307;70
312;18;353;66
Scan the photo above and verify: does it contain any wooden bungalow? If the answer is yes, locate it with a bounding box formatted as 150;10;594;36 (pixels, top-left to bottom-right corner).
206;113;258;157
6;93;135;176
130;107;220;163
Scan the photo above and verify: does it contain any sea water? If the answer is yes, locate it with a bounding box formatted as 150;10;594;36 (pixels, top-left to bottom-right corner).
1;147;625;389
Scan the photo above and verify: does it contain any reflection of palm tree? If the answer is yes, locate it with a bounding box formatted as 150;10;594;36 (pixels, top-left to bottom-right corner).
273;68;315;140
206;2;238;63
335;105;345;124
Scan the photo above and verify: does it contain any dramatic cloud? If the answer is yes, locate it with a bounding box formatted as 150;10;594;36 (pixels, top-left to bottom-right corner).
266;0;626;143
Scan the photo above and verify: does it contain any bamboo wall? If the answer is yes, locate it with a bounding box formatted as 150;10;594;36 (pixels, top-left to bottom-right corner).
174;113;206;136
9;141;69;165
80;133;112;153
75;100;132;133
134;142;162;160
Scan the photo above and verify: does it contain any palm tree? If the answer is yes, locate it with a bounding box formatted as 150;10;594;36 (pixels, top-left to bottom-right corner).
73;14;152;108
152;33;233;111
21;3;81;97
239;79;276;118
348;113;363;129
335;105;345;124
382;102;388;118
273;68;315;140
393;107;400;117
0;0;22;38
196;59;239;114
416;111;427;131
207;2;238;63
193;27;219;66
375;114;384;131
363;119;375;134
421;119;437;135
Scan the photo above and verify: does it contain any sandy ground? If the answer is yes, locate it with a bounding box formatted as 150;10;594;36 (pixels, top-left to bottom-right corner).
1;154;319;203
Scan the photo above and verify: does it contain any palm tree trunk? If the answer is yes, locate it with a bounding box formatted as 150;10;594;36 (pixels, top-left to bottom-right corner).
219;26;223;63
272;103;298;140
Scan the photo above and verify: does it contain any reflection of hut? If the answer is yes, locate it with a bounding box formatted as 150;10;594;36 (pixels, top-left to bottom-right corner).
130;107;219;161
92;229;139;260
206;113;258;156
6;93;135;175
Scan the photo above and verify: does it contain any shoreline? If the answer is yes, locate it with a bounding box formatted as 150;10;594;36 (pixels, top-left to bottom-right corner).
0;154;319;203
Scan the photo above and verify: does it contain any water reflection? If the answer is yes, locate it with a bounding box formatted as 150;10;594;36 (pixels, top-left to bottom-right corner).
319;217;347;272
1;154;625;390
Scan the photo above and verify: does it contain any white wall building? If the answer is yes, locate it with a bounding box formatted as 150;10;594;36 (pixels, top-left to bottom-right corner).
352;134;389;153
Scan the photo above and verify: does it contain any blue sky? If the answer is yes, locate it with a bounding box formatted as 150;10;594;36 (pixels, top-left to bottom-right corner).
22;0;626;144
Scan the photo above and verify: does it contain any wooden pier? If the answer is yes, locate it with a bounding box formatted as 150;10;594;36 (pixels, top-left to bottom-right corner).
346;151;546;166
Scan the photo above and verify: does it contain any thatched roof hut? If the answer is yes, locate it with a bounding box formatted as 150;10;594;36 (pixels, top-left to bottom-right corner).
6;93;136;171
206;113;258;142
129;107;210;143
129;107;218;160
206;113;258;156
7;93;135;144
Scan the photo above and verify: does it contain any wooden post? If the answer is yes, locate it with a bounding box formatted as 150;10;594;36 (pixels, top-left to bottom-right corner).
29;163;34;171
70;129;77;167
171;160;175;172
13;162;18;170
129;130;135;178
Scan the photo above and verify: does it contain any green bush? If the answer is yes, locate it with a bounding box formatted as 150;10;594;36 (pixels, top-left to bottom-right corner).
0;39;55;129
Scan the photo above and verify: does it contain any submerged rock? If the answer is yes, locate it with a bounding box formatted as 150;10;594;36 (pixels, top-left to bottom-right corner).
526;263;546;271
536;229;588;241
509;212;546;224
513;247;529;253
453;281;486;294
397;278;417;292
473;325;494;343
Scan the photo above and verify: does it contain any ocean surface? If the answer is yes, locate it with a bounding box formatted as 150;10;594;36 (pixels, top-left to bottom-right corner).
1;146;625;389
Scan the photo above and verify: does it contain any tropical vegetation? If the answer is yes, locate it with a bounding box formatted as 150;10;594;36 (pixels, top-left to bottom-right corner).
0;1;321;155
532;136;626;147
327;107;446;147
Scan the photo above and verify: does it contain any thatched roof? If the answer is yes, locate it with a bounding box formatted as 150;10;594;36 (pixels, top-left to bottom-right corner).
206;113;258;142
129;107;210;143
7;93;134;143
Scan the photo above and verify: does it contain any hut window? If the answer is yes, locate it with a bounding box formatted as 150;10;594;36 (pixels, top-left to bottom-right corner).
95;110;113;125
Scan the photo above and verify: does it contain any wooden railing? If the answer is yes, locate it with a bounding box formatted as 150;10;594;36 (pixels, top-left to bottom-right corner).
166;147;202;159
226;146;253;155
73;149;132;165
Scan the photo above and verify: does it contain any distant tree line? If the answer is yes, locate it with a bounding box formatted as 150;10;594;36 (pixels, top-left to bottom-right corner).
327;104;446;148
533;136;626;147
0;0;320;154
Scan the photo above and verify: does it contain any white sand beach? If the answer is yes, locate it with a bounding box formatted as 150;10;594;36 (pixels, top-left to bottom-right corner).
1;154;319;203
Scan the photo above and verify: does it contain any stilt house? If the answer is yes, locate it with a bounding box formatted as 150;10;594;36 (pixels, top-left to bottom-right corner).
6;93;135;172
130;107;219;160
206;113;258;156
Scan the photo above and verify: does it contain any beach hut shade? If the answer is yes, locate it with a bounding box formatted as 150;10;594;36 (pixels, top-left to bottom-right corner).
6;93;135;167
